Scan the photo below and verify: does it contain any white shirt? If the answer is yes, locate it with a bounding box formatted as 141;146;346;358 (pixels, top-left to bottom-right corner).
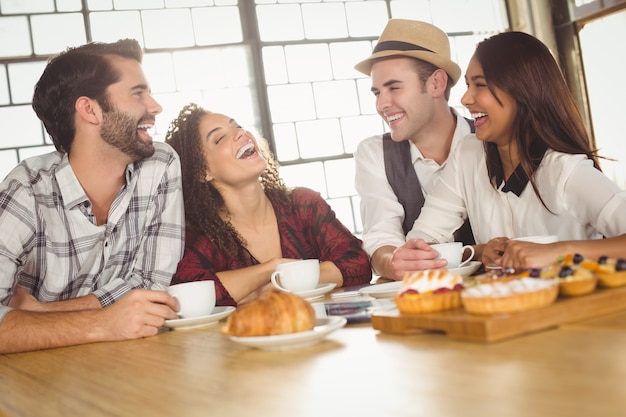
354;109;472;256
407;135;626;243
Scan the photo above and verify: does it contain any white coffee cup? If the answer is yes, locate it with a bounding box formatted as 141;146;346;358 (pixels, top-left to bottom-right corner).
167;281;216;319
270;259;320;293
513;235;558;244
431;242;475;269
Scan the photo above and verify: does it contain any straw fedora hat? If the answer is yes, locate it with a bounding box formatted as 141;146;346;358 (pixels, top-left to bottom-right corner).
354;19;461;86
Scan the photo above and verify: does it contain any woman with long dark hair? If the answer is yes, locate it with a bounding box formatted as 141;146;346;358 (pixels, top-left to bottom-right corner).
406;31;626;268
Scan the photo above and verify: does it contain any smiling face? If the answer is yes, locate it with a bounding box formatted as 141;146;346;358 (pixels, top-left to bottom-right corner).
461;55;517;147
370;56;436;143
199;113;267;187
99;56;162;161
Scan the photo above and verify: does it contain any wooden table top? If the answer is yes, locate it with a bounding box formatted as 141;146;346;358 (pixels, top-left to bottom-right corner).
2;292;626;417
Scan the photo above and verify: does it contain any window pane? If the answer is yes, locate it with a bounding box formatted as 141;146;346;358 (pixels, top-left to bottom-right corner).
301;3;347;39
280;161;327;197
256;4;304;42
273;123;299;161
192;6;242;45
90;11;145;44
0;0;54;13
142;9;195;48
0;66;9;105
262;46;288;85
31;13;87;55
329;41;373;80
113;0;164;10
325;158;356;198
57;0;83;12
0;16;32;57
345;1;388;37
356;77;377;115
285;44;332;82
143;52;177;93
295;118;343;158
267;83;316;123
7;62;47;104
0;106;45;149
0;150;19;181
340;115;384;154
312;80;359;119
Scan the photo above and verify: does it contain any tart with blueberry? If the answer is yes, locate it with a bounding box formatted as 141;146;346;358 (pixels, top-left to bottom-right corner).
596;256;626;288
394;270;464;314
553;253;598;296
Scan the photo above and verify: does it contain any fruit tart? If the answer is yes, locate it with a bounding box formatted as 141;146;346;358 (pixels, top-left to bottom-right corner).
596;256;626;288
394;269;464;314
552;253;598;296
461;277;559;315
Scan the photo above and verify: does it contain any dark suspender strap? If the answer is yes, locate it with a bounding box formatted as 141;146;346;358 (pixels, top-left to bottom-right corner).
381;117;476;245
382;133;425;235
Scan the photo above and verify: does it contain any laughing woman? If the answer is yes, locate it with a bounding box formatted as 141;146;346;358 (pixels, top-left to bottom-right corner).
406;31;626;268
165;103;371;306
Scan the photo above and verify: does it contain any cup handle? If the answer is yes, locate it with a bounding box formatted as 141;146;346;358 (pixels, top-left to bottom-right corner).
270;272;290;293
459;245;476;267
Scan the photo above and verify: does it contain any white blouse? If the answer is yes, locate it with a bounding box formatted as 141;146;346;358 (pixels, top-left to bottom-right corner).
407;135;626;244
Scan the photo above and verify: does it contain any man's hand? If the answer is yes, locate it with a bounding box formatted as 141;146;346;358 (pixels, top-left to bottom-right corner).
388;238;448;280
96;289;179;341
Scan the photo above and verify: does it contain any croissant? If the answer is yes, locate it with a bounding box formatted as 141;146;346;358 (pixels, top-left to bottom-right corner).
221;290;316;337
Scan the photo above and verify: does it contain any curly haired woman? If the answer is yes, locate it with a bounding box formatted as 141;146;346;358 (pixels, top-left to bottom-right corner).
165;103;371;306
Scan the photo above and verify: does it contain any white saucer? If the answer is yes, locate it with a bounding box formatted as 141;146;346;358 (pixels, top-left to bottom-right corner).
358;281;402;299
227;316;347;351
448;261;482;277
292;283;337;299
164;306;236;330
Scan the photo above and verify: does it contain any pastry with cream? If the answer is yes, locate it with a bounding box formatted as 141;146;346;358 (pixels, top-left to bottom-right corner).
461;277;559;315
394;269;464;314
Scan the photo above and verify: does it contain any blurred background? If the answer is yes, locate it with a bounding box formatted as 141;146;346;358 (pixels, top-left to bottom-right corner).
0;0;624;236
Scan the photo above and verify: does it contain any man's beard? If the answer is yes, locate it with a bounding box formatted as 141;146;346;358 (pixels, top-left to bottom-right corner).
100;109;155;161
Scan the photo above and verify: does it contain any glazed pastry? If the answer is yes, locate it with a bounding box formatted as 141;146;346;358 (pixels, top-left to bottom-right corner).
394;269;464;314
461;277;559;315
221;290;316;337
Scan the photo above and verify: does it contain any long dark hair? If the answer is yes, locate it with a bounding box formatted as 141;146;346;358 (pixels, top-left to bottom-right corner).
475;31;600;209
32;39;143;154
165;103;290;252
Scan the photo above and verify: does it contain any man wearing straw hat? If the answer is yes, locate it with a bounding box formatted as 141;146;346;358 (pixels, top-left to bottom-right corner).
354;19;475;281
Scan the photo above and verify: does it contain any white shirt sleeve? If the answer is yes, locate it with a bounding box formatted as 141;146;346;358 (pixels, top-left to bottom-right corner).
354;135;407;256
561;157;626;237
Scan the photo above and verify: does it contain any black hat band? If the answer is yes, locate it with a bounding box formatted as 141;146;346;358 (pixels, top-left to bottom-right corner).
373;40;434;54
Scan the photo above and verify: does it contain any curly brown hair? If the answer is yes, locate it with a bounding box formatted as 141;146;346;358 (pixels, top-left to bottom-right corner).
165;103;290;252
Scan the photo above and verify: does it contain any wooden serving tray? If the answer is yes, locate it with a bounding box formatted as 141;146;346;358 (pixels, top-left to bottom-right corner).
371;285;626;342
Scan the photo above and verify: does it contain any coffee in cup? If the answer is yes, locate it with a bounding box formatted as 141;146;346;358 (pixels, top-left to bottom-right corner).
270;259;320;293
430;242;475;269
167;280;216;319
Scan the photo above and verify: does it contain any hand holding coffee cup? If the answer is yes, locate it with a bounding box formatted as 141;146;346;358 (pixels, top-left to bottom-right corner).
167;280;216;319
270;259;320;293
430;242;475;269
